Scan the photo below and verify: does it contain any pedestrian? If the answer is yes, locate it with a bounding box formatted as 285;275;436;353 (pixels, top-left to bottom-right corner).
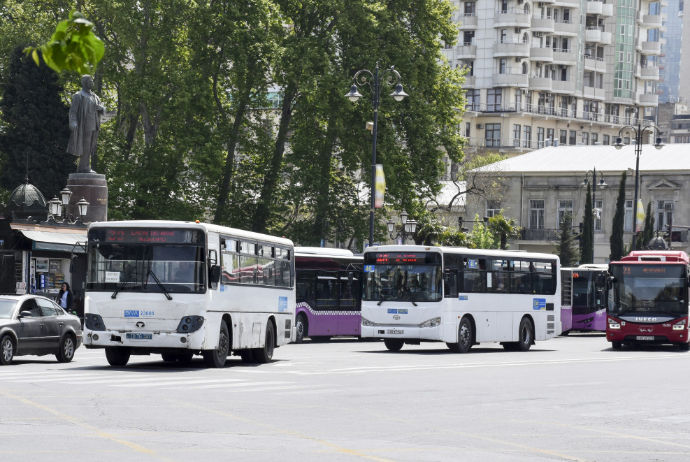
57;283;74;313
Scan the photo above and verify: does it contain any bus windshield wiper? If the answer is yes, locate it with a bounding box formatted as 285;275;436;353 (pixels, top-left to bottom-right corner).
111;268;135;299
377;295;385;306
148;269;172;300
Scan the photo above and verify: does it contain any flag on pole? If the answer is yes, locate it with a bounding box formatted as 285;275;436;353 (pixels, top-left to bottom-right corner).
374;164;385;208
635;198;645;232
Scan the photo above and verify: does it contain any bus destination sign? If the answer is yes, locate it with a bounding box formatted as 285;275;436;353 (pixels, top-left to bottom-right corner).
102;229;201;244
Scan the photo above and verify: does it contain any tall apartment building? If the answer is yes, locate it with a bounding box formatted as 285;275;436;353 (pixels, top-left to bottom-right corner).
443;0;665;157
658;0;681;103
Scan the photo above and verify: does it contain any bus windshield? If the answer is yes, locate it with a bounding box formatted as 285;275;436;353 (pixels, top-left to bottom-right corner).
572;271;605;315
608;264;687;316
87;228;206;293
362;252;442;302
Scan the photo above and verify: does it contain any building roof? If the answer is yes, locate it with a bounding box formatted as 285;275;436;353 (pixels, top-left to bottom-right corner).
486;145;690;174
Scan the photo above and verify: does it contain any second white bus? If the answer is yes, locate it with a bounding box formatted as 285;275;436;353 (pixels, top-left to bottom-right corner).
83;220;296;367
361;246;561;352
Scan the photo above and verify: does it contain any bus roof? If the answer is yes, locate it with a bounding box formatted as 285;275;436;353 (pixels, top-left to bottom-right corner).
295;247;355;257
364;245;559;261
617;250;690;264
88;220;294;247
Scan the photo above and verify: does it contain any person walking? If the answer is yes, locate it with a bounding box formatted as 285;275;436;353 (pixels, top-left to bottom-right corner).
57;283;74;313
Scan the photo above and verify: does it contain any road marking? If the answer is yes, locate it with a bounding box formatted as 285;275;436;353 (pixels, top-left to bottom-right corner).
159;380;293;390
0;389;173;461
111;378;257;388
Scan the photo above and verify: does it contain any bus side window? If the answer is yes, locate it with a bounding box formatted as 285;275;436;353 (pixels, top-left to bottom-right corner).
462;257;486;293
443;253;459;298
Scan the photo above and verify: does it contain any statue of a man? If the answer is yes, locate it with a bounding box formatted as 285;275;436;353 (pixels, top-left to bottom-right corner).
67;75;106;173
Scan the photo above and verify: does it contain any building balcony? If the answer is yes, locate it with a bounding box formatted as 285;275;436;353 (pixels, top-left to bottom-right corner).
531;16;555;33
552;49;577;64
554;0;581;5
636;93;659;107
551;79;577;95
493;73;529;87
530;47;554;62
463;75;475;87
538;0;556;3
455;44;477;59
642;14;663;29
520;228;560;242
584;56;607;73
584;86;606;100
494;11;531;28
641;41;662;55
585;28;612;45
529;76;553;91
586;1;603;15
459;14;477;29
493;41;530;58
553;20;579;36
639;67;660;81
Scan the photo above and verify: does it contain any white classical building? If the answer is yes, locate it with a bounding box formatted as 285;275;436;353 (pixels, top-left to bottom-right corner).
463;145;690;262
442;0;665;158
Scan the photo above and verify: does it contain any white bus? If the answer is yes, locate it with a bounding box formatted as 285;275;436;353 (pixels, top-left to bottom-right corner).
361;246;561;352
83;221;295;367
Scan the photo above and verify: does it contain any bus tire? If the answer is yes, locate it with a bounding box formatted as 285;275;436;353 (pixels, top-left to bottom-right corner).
611;341;622;350
56;334;76;363
457;317;473;353
680;343;689;351
254;322;275;364
161;353;178;362
295;314;307;344
516;317;533;352
203;321;229;368
105;347;130;367
384;339;404;352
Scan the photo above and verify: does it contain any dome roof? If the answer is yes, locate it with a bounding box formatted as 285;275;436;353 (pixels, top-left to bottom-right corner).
4;179;48;221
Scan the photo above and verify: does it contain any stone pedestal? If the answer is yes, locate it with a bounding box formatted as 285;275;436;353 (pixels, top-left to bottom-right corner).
66;173;108;223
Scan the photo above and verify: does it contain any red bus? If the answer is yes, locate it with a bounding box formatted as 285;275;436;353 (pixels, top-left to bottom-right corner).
604;250;689;350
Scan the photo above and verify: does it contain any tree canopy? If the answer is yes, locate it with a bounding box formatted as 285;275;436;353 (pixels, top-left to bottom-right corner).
0;0;465;248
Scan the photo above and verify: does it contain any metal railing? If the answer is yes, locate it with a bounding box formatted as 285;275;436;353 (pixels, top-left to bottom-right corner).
520;229;561;241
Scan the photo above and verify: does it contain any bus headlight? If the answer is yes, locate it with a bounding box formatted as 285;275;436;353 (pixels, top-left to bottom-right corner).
361;317;376;327
176;316;204;333
419;317;442;328
608;317;621;329
673;320;687;331
85;314;106;331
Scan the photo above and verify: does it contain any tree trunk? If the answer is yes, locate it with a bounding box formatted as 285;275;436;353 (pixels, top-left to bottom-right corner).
311;99;339;244
213;98;247;225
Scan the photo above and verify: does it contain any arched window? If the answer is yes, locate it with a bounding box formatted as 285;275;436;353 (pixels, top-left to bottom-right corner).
524;3;530;14
523;32;529;44
522;62;528;74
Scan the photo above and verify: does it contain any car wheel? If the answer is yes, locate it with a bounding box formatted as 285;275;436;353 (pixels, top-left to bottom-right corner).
0;335;14;365
56;334;76;363
295;314;307;344
203;321;229;368
161;353;178;362
105;347;131;366
516;318;533;352
384;339;404;352
611;341;622;350
457;317;473;353
253;322;275;364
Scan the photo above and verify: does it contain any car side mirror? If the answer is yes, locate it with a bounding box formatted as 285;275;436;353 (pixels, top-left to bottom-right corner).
595;273;607;288
18;311;33;318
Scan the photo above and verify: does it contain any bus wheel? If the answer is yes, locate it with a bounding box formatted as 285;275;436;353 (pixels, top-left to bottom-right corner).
457;317;473;353
680;343;690;351
611;341;622;350
105;347;131;367
254;322;275;364
516;318;533;352
384;339;404;352
295;314;307;344
203;321;229;368
161;353;178;362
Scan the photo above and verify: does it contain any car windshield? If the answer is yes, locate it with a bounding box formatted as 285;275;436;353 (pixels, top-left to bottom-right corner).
362;252;443;302
609;264;687;315
0;300;17;319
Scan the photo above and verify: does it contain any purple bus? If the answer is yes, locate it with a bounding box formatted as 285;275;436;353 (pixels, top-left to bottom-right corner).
294;248;363;343
560;265;608;335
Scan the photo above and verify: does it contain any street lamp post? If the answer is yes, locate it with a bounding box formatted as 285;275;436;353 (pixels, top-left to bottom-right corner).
614;122;663;251
581;168;607;263
346;63;408;247
387;211;417;244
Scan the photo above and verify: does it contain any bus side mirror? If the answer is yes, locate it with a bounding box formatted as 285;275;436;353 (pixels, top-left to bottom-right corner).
595;274;607;288
210;265;221;285
208;250;218;266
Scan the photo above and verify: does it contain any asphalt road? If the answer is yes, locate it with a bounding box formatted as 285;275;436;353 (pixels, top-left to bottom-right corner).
0;333;689;462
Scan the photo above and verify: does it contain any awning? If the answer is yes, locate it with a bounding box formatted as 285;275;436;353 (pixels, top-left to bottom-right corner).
20;230;87;254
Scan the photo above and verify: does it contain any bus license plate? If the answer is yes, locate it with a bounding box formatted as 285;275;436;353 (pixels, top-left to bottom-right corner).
636;336;654;341
387;329;404;335
126;333;152;340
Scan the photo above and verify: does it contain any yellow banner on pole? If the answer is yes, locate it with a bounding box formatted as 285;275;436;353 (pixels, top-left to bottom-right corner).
374;164;385;208
635;198;645;232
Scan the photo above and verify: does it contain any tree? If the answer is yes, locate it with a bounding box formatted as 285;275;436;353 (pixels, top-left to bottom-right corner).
0;46;72;199
555;212;579;267
580;184;594;264
609;171;627;261
642;200;655;248
468;214;497;249
488;213;520;250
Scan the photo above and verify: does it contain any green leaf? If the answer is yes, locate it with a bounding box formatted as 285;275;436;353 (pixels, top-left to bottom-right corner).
31;49;40;66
